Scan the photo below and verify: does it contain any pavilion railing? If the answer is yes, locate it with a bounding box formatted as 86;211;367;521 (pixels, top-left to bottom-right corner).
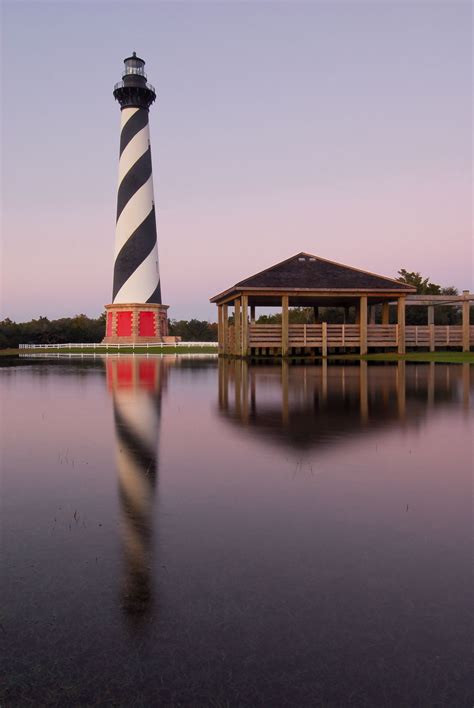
248;324;364;348
241;323;473;351
367;325;398;347
248;324;282;347
405;325;473;348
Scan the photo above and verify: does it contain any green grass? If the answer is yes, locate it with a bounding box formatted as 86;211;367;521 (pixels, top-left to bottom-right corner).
359;351;474;364
310;351;473;364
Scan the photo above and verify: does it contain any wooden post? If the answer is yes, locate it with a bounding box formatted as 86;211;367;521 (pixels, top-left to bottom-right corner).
359;295;368;355
322;321;328;357
281;295;289;356
234;298;241;357
369;306;376;324
222;304;229;355
426;304;434;352
427;304;434;326
462;290;470;352
250;305;256;324
354;302;360;325
218;305;224;355
313;306;319;324
397;296;406;355
241;294;249;357
382;302;390;325
429;325;435;352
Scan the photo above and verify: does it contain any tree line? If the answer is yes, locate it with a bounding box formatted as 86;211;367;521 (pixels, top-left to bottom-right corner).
0;270;471;349
0;315;218;349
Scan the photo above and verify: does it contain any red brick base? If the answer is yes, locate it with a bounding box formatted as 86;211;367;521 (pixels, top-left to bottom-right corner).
102;303;172;344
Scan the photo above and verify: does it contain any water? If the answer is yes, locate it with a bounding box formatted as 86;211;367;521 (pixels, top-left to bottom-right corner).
1;357;472;707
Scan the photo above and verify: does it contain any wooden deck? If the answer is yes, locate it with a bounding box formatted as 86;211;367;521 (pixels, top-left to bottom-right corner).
225;323;474;355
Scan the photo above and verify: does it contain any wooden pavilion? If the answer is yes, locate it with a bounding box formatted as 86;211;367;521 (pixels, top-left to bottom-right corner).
210;252;473;356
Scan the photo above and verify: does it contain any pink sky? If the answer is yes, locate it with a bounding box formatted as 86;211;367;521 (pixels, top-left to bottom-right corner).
1;1;472;322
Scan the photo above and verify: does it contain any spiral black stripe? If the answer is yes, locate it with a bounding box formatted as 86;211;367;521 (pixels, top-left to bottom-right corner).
120;108;149;157
112;71;161;307
116;148;152;222
113;207;157;300
147;280;162;304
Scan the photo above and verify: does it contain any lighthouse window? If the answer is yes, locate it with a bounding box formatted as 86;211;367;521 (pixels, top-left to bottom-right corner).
125;65;146;77
125;63;146;78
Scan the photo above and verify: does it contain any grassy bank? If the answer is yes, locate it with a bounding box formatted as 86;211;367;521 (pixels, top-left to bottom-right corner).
360;351;474;364
249;351;474;364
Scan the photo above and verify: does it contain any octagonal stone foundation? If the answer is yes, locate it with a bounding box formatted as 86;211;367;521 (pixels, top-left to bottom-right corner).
102;303;176;344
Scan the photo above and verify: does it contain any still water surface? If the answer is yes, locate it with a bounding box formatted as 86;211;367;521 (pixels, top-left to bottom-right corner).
1;357;472;707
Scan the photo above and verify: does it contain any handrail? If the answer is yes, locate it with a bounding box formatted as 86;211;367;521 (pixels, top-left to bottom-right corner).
19;342;218;349
113;80;155;93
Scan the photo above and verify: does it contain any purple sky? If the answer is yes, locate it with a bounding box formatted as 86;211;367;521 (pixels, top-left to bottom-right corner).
1;1;472;322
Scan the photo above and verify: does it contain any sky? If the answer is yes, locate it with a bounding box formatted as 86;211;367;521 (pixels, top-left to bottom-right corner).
1;0;472;322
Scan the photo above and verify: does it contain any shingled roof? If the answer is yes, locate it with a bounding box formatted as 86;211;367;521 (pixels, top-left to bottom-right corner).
211;252;415;302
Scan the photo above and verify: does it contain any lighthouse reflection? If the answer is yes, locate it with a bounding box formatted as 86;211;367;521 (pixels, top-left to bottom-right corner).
105;356;167;625
218;359;471;449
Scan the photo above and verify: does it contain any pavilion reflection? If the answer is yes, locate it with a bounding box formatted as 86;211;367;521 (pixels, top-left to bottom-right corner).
105;356;168;626
218;359;472;450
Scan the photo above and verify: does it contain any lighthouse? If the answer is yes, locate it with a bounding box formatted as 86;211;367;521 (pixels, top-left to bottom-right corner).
103;53;169;343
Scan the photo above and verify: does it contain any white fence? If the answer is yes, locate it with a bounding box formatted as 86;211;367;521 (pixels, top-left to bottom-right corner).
19;341;218;350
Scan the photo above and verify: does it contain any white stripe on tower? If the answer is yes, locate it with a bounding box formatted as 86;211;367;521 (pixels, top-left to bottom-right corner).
115;176;154;256
114;248;160;303
112;57;161;305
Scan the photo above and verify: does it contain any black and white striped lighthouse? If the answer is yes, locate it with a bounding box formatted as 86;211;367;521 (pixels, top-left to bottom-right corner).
104;53;170;343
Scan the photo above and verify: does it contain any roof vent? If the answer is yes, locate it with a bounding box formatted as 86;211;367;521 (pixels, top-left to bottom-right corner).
309;257;316;261
298;257;306;262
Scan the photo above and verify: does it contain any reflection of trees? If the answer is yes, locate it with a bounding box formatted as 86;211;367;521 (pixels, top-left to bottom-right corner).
105;357;167;626
218;360;472;451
